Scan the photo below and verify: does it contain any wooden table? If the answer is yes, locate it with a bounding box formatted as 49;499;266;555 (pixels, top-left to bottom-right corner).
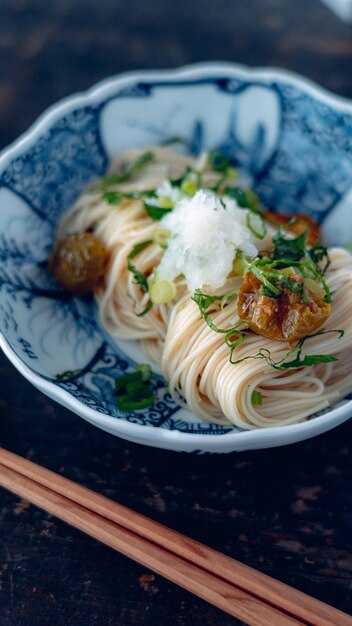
1;1;352;624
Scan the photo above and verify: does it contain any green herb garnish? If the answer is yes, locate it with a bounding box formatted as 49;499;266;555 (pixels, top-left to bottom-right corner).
118;392;154;412
225;328;247;353
180;179;197;196
127;240;153;293
103;191;125;205
224;186;259;211
307;241;330;276
101;151;155;187
230;329;344;369
239;228;332;303
115;363;152;393
240;254;281;298
192;289;246;359
192;289;239;334
251;390;263;406
246;211;266;240
127;240;153;316
115;364;154;411
144;203;173;221
153;228;171;249
272;230;307;262
270;229;331;301
208;150;232;173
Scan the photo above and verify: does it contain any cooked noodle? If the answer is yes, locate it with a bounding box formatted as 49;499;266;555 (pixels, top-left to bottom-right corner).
57;147;352;428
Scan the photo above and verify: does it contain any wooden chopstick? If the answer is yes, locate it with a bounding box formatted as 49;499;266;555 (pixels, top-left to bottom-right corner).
0;449;350;626
0;461;299;626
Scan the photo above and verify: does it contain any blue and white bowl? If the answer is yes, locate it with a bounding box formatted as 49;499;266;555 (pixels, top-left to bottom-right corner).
1;62;352;453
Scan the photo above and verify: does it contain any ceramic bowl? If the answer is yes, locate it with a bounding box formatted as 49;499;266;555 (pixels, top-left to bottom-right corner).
1;62;352;453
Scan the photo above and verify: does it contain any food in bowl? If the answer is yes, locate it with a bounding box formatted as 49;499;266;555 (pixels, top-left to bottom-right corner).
2;63;352;452
51;145;352;429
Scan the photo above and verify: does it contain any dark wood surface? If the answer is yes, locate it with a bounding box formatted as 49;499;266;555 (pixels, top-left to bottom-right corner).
1;1;352;624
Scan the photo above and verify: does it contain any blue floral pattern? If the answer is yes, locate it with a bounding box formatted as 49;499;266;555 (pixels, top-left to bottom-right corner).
0;107;108;225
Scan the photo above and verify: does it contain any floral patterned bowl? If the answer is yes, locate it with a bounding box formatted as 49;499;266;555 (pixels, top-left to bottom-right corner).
1;62;352;453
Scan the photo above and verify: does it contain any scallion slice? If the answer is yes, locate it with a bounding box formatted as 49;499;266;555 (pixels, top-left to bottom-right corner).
150;280;177;304
153;229;171;249
115;365;155;411
251;390;263;406
118;394;154;411
246;211;267;240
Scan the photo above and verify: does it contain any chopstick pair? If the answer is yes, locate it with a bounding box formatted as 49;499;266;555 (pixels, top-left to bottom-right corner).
0;448;350;626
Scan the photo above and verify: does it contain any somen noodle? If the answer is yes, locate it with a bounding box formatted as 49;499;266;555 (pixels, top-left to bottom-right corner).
52;147;352;429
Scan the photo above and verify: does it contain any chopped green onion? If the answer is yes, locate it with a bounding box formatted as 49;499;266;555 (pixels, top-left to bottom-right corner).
118;393;154;411
251;390;263;406
158;196;174;208
246;211;267;240
115;365;155;411
150;280;177;304
126;382;153;397
153;228;171;249
226;167;237;181
245;189;260;210
180;180;197;196
137;363;153;382
232;255;246;276
115;364;152;393
115;371;143;393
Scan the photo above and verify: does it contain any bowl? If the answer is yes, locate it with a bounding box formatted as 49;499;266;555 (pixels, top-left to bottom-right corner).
1;62;352;454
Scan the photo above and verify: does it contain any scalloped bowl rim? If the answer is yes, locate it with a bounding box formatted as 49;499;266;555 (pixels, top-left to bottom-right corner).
1;61;352;452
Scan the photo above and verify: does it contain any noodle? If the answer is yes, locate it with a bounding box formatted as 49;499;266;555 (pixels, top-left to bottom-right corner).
56;147;352;429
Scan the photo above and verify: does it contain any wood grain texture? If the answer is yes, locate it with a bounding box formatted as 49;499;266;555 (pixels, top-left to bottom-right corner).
2;449;350;626
0;464;309;626
0;1;352;625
